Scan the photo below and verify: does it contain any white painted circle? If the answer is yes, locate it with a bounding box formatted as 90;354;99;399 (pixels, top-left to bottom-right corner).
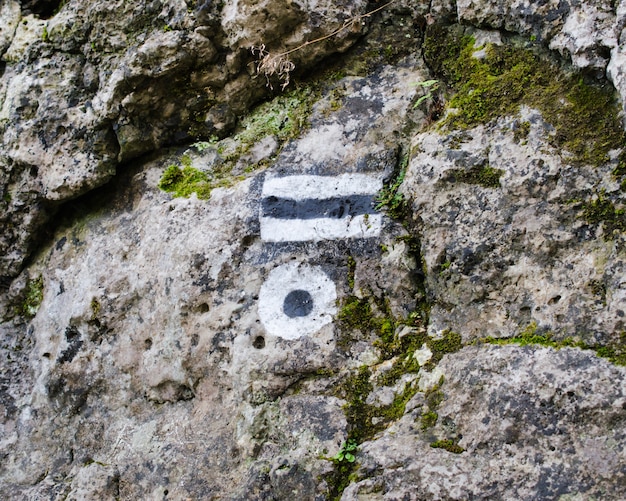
258;262;337;340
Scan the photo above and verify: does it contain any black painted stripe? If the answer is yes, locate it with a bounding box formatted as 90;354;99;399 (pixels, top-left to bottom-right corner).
261;195;377;220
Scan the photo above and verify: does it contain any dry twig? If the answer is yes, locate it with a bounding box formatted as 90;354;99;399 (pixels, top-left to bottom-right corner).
251;0;395;89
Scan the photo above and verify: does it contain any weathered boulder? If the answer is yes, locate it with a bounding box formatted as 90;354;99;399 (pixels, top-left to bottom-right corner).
1;0;626;499
0;0;370;279
345;345;626;500
402;107;626;344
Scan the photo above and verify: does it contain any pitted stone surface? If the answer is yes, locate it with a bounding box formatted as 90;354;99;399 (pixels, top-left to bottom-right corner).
1;1;626;499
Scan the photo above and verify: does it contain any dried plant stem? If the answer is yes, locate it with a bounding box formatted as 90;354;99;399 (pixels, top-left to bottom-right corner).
252;0;396;89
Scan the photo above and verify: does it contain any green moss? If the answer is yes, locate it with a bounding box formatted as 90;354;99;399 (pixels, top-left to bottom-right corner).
324;458;360;501
235;86;316;149
424;330;463;369
594;332;626;366
513;121;531;144
581;191;626;240
340;366;375;443
420;410;438;430
21;276;44;318
346;255;356;290
420;382;445;430
375;154;409;219
90;298;101;319
481;322;570;349
337;296;374;333
423;25;625;167
448;164;504;189
430;439;465;454
159;84;319;199
158;164;213;199
480;322;626;366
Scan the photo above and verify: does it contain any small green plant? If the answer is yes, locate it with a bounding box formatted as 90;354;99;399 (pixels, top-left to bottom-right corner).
439;261;452;276
413;79;440;108
191;141;213;152
376;157;408;219
332;439;358;463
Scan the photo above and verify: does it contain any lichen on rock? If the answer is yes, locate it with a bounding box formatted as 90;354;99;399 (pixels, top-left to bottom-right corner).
1;1;626;500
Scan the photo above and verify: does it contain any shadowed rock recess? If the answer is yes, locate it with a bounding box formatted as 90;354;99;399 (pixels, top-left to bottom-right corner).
1;0;626;499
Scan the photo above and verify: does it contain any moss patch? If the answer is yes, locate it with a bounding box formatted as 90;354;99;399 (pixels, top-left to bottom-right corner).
447;164;504;189
21;276;44;318
480;322;626;366
235;87;314;146
423;24;625;167
159;85;318;199
158;163;213;200
430;439;465;454
581;191;626;240
420;380;444;430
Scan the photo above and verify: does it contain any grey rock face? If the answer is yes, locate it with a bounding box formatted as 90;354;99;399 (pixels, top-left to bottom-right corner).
0;41;429;497
0;0;369;279
1;0;626;500
402;107;626;344
345;345;626;500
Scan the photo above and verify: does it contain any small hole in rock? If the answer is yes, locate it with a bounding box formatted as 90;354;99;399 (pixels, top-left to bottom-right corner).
198;303;209;313
43;352;50;358
144;338;153;350
253;336;265;349
548;295;561;305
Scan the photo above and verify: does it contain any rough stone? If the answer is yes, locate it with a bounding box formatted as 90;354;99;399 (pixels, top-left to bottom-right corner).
1;1;626;499
344;345;626;500
402;106;626;344
0;0;374;279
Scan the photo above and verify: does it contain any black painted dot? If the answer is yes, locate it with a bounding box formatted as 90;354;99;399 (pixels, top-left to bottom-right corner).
283;289;314;318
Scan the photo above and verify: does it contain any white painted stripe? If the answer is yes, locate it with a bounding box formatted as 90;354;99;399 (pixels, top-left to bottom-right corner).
262;174;383;200
260;214;382;242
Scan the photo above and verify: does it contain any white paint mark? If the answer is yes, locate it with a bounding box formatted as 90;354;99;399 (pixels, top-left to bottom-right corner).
260;173;383;242
261;214;382;242
258;262;337;340
262;173;383;200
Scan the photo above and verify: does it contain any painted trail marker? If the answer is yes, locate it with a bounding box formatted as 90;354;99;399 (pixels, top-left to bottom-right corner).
258;262;337;340
260;174;383;242
258;173;383;340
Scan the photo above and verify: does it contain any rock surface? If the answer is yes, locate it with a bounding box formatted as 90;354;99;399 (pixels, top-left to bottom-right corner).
1;0;626;499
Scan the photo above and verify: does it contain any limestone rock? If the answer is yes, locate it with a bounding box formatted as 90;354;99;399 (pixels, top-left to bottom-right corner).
345;345;626;500
1;1;626;499
402;107;626;345
0;0;373;279
0;46;428;498
0;1;22;57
